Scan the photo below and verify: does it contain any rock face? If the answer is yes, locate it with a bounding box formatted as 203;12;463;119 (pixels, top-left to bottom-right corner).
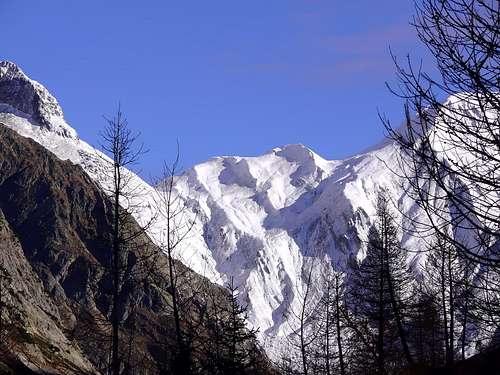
0;124;268;374
0;208;95;374
0;61;75;138
0;123;107;373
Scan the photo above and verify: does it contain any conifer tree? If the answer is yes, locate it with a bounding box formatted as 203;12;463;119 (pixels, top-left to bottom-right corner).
348;192;414;374
200;278;260;375
408;283;444;368
420;235;475;366
222;278;260;374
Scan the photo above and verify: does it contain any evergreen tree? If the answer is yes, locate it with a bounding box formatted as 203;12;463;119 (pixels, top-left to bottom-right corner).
420;235;475;366
348;192;414;374
223;278;260;374
201;277;260;375
407;283;445;368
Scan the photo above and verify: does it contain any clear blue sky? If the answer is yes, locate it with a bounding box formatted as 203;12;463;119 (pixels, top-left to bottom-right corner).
1;1;432;177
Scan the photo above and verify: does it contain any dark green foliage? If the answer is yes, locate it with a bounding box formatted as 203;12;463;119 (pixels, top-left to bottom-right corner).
416;236;476;367
348;193;414;374
200;278;260;375
408;285;445;368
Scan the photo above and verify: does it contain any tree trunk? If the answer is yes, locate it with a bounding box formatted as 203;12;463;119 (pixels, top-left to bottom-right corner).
377;241;385;375
384;247;413;366
334;275;346;375
447;249;455;365
111;163;121;375
325;282;331;375
440;250;450;366
300;304;308;375
461;266;470;361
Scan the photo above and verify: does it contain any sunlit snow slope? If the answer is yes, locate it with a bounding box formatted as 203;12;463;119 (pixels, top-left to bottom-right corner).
0;61;427;358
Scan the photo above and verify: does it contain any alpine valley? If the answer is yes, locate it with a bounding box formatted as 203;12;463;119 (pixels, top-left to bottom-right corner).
0;61;493;372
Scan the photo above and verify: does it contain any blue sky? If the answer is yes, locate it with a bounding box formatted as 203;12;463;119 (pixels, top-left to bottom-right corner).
1;1;432;177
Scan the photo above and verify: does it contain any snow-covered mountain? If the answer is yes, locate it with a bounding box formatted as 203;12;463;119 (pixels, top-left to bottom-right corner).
0;61;427;358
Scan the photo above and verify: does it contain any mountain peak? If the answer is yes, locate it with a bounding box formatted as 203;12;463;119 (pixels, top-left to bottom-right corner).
272;143;317;162
271;143;337;174
0;60;76;139
0;60;26;79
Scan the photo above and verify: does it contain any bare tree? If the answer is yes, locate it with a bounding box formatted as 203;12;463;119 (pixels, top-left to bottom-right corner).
315;271;347;375
383;0;500;268
332;273;347;375
152;146;205;374
281;259;323;375
100;106;149;375
380;0;499;364
421;236;459;366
